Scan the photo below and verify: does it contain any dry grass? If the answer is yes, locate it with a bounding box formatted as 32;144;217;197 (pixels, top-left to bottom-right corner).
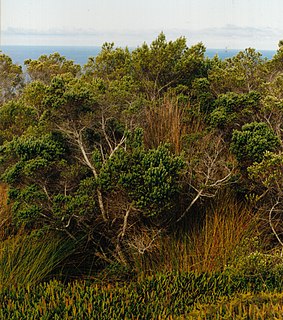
143;98;186;153
134;193;261;274
185;199;257;272
0;183;12;240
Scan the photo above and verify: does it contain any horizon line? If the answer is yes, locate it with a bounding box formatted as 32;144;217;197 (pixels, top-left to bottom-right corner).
0;44;278;51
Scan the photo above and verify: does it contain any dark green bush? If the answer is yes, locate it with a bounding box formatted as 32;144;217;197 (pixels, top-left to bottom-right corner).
209;91;260;129
230;121;280;165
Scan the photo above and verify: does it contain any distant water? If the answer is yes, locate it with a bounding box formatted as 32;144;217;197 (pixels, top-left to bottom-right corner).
205;48;276;60
0;46;101;66
0;45;277;66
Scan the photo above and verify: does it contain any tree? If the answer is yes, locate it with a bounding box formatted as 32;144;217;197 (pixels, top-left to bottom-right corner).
209;91;260;135
0;52;24;105
248;151;283;199
0;73;184;264
84;33;208;102
0;100;37;144
209;48;266;95
131;33;207;100
177;134;234;223
248;152;283;251
25;53;81;84
83;43;131;81
0;133;69;228
257;75;283;143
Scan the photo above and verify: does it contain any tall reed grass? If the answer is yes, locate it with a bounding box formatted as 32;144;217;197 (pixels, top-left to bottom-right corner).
184;198;258;273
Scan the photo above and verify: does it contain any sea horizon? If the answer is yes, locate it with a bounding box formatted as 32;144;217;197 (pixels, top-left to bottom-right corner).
0;45;277;66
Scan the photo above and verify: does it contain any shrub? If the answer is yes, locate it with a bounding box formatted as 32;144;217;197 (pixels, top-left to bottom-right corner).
100;143;184;217
210;91;260;130
230;121;280;165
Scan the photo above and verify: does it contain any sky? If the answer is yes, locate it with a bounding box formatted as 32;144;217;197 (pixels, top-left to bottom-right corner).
1;0;283;49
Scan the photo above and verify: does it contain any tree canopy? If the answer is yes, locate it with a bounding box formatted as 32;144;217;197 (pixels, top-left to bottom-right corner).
1;33;283;266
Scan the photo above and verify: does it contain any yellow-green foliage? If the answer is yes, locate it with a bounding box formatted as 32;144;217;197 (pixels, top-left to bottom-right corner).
1;272;283;319
188;292;283;319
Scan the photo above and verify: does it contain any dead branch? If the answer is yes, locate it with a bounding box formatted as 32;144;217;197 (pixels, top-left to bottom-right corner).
57;124;107;221
177;136;235;223
268;199;283;255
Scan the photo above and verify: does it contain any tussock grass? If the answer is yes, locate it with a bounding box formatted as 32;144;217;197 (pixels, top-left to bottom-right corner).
0;232;74;289
143;98;186;153
0;183;11;240
0;185;76;289
185;197;258;273
134;193;261;274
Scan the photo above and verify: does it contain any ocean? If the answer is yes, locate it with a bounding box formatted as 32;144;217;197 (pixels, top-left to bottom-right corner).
0;45;277;66
0;46;101;66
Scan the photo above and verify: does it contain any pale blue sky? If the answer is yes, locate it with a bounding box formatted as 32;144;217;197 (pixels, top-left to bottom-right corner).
2;0;283;49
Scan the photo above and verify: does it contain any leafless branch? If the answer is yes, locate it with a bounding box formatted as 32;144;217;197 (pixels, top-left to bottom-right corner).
42;185;51;202
269;199;283;255
177;136;235;223
129;228;163;255
119;205;132;238
101;114;114;153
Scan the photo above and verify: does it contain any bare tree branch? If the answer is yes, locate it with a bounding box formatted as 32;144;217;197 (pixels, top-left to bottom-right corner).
177;189;203;223
101;114;114;154
177;136;235;223
57;124;107;222
268;199;283;255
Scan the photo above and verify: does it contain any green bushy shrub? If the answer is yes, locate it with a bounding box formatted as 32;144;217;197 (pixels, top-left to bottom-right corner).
230;121;280;165
209;91;260;129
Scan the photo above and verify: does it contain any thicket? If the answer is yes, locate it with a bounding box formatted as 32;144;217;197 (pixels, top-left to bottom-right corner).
1;33;283;316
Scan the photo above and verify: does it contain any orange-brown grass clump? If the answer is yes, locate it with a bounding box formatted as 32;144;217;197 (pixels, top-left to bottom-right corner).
0;183;11;240
143;98;186;153
133;192;261;275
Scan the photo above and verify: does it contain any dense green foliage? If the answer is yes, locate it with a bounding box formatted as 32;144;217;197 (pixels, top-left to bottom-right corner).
231;121;280;165
1;34;283;316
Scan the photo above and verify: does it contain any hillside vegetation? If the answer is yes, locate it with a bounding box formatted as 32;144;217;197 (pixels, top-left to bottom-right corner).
1;34;283;318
